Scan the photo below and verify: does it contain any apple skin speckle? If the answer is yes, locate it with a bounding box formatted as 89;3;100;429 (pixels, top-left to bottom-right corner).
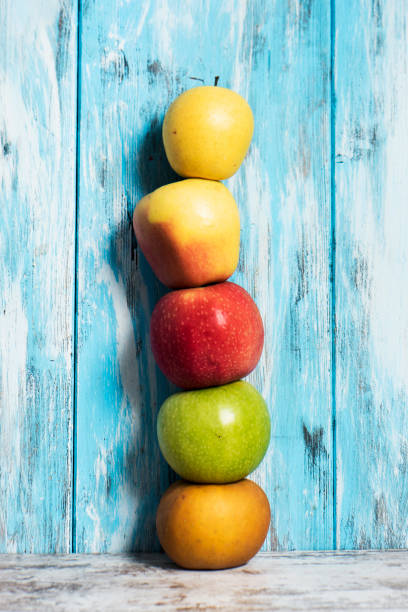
157;380;271;483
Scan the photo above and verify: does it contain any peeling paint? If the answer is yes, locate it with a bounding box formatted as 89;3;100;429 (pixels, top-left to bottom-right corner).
0;0;76;552
336;0;408;549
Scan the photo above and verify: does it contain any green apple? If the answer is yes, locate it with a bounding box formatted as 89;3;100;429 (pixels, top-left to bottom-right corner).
157;381;270;483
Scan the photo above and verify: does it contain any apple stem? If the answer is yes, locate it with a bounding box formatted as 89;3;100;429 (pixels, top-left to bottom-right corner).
214;76;220;86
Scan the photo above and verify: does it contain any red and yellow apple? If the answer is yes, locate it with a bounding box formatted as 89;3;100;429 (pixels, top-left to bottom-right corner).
162;86;254;180
156;479;270;569
133;179;240;288
150;281;264;389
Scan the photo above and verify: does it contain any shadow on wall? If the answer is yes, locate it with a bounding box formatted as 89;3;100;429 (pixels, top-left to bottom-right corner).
135;115;180;195
107;116;179;552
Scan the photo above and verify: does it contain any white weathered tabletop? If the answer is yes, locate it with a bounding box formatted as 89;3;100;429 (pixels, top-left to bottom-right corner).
0;551;407;611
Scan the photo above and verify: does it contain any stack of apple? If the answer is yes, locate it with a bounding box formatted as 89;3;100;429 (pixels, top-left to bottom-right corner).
133;86;271;570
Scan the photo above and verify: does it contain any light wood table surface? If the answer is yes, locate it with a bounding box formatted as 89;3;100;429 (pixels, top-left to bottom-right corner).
1;551;407;611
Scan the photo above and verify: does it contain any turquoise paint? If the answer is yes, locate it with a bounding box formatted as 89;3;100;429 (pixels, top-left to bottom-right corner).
74;0;178;552
227;0;333;550
1;0;408;553
74;0;333;552
71;0;83;555
330;0;337;551
335;0;408;548
0;1;78;552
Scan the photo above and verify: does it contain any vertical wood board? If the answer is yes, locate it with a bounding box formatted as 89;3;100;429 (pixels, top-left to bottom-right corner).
335;0;408;548
75;0;179;553
75;0;333;552
0;0;77;552
227;0;333;550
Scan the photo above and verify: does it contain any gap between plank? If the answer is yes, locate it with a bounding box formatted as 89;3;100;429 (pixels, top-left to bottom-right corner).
330;0;337;551
72;0;83;554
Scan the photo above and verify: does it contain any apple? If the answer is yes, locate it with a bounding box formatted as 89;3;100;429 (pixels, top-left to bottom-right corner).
150;281;264;389
157;380;271;483
133;179;240;288
156;479;270;569
162;86;254;180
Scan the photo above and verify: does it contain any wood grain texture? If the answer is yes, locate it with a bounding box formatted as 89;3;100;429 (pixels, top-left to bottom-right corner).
1;552;408;610
0;0;77;552
335;0;408;548
7;0;408;555
74;0;178;553
75;0;332;552
231;0;333;550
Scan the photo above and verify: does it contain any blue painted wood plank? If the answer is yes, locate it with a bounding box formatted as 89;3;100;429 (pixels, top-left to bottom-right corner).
75;0;332;551
0;0;77;552
233;0;333;550
335;0;408;548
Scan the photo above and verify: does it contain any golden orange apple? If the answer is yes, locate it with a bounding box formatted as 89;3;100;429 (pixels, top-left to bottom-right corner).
156;479;270;570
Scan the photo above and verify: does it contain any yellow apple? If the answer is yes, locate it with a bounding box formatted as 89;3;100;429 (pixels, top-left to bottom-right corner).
162;86;254;180
133;179;240;288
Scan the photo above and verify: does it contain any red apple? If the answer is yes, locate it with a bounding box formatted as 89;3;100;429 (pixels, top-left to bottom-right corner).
150;282;264;389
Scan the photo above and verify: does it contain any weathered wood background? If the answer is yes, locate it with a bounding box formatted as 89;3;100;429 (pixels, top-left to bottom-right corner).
0;0;407;553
